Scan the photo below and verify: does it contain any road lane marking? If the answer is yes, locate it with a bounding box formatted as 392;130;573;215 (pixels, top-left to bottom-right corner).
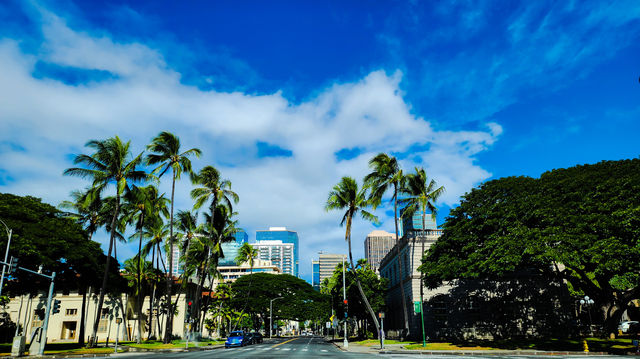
271;337;298;348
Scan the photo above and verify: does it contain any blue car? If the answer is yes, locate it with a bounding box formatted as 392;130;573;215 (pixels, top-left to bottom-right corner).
225;331;250;348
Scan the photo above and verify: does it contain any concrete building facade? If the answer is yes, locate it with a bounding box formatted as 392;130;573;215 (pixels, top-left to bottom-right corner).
378;229;447;339
364;230;397;273
317;253;346;286
254;240;295;276
5;290;189;345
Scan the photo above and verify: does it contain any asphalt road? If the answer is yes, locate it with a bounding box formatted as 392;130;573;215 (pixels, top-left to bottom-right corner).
111;338;626;358
114;336;370;358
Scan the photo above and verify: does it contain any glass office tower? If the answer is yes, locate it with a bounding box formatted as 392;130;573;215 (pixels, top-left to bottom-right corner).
255;227;299;277
219;230;249;266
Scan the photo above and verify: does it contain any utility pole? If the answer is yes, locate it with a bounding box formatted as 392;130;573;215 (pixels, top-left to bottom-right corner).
269;297;282;339
0;218;13;298
342;255;348;348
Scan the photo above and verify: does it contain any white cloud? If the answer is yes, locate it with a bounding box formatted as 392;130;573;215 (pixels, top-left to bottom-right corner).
0;7;500;280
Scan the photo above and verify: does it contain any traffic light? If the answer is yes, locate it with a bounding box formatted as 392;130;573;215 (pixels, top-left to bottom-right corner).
52;299;61;314
186;301;192;320
9;256;18;274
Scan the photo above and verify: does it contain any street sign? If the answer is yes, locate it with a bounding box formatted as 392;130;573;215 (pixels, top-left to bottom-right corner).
116;318;122;324
326;322;331;329
414;301;421;313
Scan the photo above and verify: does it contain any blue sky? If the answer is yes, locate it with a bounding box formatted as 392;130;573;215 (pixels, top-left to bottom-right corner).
0;0;639;283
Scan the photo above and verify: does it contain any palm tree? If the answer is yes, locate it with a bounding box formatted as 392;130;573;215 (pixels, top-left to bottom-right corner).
325;176;382;344
233;242;258;330
146;131;201;342
399;166;444;346
235;243;258;272
193;206;238;332
363;152;410;339
140;219;170;339
59;187;104;241
64;136;147;347
59;187;105;346
122;257;155;343
123;184;169;343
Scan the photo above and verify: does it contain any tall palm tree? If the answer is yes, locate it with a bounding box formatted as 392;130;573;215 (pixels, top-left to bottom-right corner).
235;243;258;272
363;152;410;339
399;167;444;345
59;187;105;346
64;136;147;347
123;184;169;343
146;131;201;342
325;176;382;344
140;218;170;339
122;257;155;343
175;210;199;262
233;242;258;330
194;205;238;332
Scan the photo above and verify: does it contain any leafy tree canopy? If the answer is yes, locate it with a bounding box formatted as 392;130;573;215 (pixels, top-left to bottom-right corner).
231;273;329;322
0;193;121;295
420;158;640;332
321;259;388;322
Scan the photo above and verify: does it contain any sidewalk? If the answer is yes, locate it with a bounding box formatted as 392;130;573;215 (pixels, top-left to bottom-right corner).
329;339;610;356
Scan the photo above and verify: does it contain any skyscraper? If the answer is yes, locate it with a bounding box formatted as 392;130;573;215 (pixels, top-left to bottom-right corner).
364;230;397;273
316;253;346;287
219;230;249;266
255;227;299;276
400;209;437;236
312;260;320;290
254;240;296;276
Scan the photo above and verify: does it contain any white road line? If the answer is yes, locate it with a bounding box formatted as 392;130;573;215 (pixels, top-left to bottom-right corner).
321;349;327;352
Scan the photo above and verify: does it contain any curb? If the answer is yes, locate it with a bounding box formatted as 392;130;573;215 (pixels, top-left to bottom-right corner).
18;344;225;358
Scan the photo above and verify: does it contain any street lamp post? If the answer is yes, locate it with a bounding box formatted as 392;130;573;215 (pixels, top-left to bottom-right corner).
269;297;283;339
0;219;13;298
580;296;595;336
342;255;348;348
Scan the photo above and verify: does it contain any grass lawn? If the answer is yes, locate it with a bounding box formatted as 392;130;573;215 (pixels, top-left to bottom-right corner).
0;342;127;356
124;339;224;349
353;337;638;354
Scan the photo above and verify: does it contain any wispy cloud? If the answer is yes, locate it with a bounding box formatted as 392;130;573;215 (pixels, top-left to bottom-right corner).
0;3;501;278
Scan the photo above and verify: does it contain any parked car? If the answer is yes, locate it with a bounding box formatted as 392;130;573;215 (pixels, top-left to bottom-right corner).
619;321;639;334
225;331;250;348
245;332;254;345
251;332;263;344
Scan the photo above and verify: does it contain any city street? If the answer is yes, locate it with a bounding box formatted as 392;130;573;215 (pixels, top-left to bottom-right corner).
109;337;626;358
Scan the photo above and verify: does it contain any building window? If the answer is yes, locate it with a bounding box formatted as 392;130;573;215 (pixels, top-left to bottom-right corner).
97;308;110;332
31;309;44;330
66;308;78;316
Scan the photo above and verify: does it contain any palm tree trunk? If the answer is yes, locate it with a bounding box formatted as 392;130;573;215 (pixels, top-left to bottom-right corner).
393;184;410;339
148;245;156;340
164;170;176;343
137;214;144;344
78;285;87;346
89;192;120;347
345;216;381;341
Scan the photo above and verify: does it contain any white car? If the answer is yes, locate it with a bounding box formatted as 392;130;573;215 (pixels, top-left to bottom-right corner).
619;321;639;333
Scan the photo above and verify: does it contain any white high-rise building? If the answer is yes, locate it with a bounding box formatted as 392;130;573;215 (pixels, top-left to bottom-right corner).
254;240;296;276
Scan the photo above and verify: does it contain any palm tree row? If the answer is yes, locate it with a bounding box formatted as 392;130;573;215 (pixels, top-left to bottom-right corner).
326;152;444;345
63;132;240;345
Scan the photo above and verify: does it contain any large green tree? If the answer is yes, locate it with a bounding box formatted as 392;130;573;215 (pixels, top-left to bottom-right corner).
363;153;410;338
146;131;201;343
321;259;388;338
230;273;329;331
325;176;382;343
64;136;146;346
420;159;640;336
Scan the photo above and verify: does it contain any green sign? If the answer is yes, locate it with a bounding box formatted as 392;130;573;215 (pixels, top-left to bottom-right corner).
414;301;421;313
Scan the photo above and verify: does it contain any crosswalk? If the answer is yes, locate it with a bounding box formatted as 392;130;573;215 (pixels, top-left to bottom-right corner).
233;346;329;352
